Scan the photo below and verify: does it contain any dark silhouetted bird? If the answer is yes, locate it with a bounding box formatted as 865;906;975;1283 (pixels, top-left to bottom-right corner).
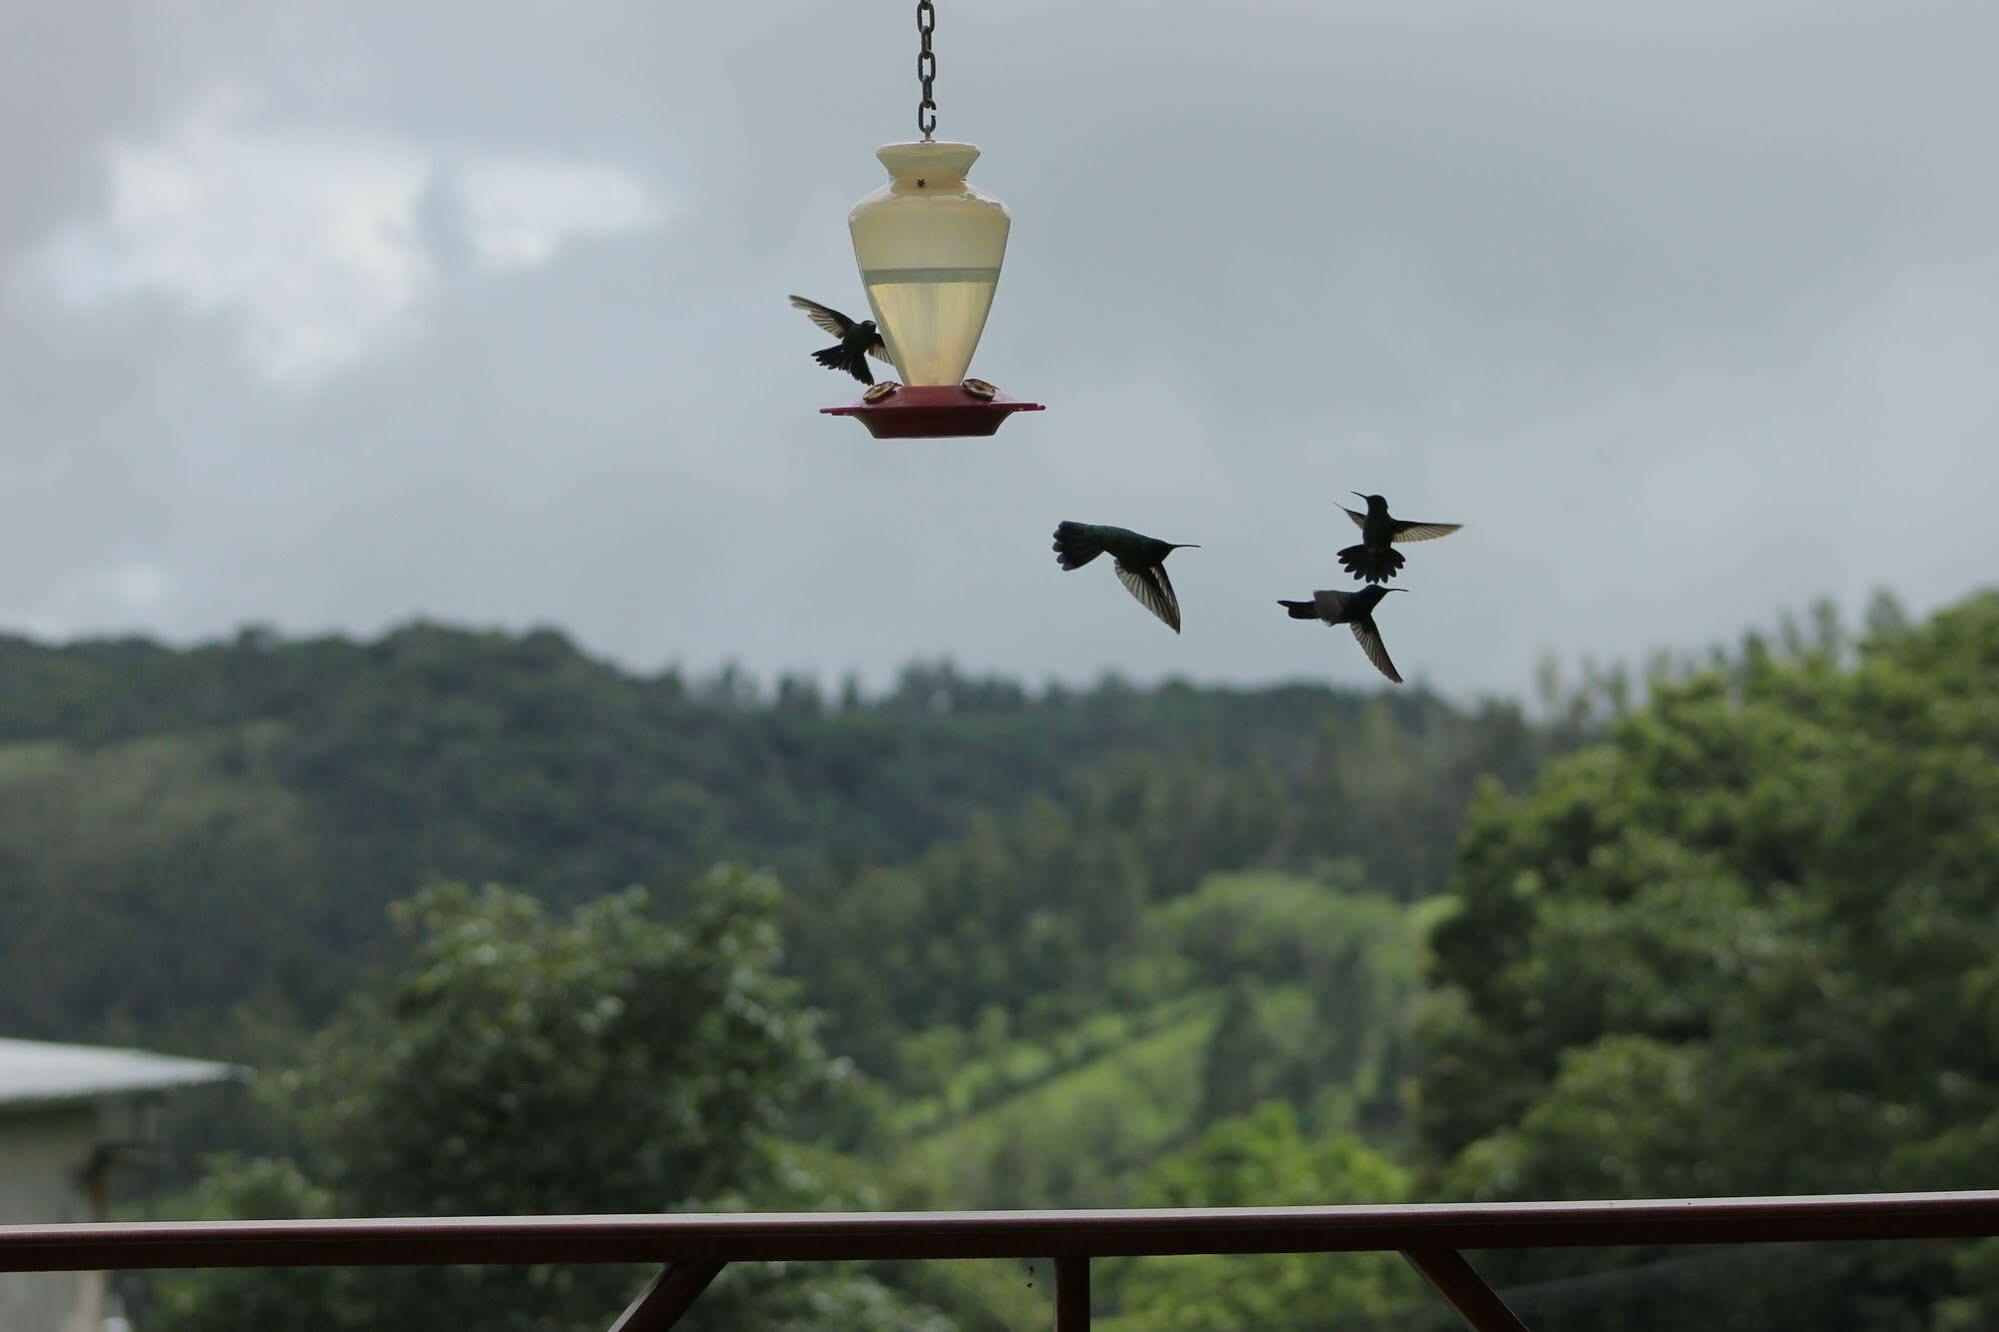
1278;585;1407;684
1337;492;1462;584
789;295;891;385
1053;522;1199;633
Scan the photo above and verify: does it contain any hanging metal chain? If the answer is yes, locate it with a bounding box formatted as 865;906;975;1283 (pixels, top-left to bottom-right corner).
916;0;938;141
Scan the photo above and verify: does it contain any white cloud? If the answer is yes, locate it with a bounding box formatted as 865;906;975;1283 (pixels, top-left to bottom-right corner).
104;560;172;610
19;560;177;640
25;85;669;389
455;157;668;273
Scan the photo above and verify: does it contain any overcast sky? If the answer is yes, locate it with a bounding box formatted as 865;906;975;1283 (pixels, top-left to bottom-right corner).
2;1;1994;697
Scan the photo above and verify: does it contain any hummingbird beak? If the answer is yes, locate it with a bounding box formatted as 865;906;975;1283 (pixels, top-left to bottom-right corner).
1351;491;1366;501
1174;544;1201;550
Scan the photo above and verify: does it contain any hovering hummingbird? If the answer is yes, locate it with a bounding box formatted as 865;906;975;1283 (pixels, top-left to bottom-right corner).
1278;586;1407;684
788;295;891;385
1337;492;1463;584
1053;522;1199;633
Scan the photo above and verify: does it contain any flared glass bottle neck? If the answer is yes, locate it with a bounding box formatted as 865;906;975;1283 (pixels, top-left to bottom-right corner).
876;141;981;185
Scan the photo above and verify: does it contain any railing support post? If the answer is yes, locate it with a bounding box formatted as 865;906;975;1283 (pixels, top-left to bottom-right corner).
1401;1249;1530;1332
608;1261;725;1331
1055;1255;1090;1329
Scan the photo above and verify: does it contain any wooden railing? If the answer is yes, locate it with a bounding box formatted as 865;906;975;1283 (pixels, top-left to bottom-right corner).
9;1191;1999;1329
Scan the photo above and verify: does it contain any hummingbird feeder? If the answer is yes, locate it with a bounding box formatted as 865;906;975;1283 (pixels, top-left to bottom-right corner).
821;0;1042;439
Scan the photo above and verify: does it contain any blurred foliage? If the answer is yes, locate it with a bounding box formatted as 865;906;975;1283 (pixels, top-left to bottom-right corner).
152;870;945;1332
1418;590;1998;1328
1100;1103;1418;1332
2;620;1542;1327
0;622;1543;1043
26;591;1999;1328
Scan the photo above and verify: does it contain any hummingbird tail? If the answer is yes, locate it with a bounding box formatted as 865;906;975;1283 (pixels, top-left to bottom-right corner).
1337;544;1402;585
812;343;875;386
1051;521;1106;571
1278;600;1318;620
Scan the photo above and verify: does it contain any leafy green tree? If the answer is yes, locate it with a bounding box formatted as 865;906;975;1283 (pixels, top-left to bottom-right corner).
1418;593;1999;1328
1103;1104;1417;1330
155;870;939;1332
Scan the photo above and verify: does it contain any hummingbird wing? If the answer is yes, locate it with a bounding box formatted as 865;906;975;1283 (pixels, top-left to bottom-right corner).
1115;559;1182;633
1350;619;1403;684
789;295;860;339
866;329;893;365
1390;520;1463;543
1340;505;1367;531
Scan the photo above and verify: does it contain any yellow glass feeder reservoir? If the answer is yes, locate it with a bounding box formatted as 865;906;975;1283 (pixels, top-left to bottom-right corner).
856;142;1006;387
823;141;1042;438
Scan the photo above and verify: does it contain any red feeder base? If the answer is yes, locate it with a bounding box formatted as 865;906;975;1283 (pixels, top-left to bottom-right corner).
821;384;1044;439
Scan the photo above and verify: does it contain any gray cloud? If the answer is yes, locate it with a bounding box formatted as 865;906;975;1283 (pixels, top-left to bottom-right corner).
3;1;1996;694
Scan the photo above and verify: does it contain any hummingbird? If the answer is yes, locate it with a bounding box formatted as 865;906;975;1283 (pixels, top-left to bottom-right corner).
1052;522;1199;633
789;295;891;385
1337;492;1463;584
1278;586;1407;684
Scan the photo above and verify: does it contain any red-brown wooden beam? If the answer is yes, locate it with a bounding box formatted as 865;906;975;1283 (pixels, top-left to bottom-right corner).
7;1192;1999;1273
1403;1248;1531;1332
608;1262;724;1331
1055;1254;1090;1329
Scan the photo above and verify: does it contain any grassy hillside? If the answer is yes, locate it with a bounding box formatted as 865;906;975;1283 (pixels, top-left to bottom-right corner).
890;996;1220;1207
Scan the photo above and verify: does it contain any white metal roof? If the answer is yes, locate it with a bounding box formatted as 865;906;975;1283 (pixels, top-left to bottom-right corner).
0;1038;245;1112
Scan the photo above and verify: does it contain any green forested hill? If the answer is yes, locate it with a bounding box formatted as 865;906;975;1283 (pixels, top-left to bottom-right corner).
21;594;1999;1331
3;618;1546;1330
0;621;1544;1046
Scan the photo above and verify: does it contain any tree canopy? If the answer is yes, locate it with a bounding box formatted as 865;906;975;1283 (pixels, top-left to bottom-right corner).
1419;592;1999;1327
154;870;943;1332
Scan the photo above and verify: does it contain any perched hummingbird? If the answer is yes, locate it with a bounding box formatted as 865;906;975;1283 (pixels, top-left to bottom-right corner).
1053;522;1200;633
1337;492;1463;584
1278;586;1407;684
789;295;891;385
